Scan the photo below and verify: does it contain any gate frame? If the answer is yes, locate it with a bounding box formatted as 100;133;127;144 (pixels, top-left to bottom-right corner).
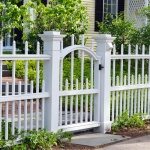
39;31;115;133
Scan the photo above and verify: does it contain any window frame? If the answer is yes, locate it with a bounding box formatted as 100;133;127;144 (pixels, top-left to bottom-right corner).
103;0;118;20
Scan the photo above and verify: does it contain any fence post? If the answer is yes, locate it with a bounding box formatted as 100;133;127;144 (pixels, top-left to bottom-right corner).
39;31;63;132
95;34;115;133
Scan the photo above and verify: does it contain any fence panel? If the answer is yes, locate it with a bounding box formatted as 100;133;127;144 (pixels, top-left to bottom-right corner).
110;44;150;122
0;40;49;140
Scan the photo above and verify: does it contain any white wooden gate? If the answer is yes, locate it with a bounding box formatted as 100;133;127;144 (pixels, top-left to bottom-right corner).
58;41;100;131
40;31;114;133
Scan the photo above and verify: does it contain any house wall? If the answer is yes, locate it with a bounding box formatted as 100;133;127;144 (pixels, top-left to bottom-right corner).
82;0;95;33
82;0;98;47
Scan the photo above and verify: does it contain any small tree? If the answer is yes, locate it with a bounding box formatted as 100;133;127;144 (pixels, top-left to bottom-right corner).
0;2;21;39
23;0;88;53
98;14;138;52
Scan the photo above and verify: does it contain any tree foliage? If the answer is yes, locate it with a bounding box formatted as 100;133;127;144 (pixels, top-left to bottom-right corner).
22;0;88;52
0;0;88;52
98;14;138;52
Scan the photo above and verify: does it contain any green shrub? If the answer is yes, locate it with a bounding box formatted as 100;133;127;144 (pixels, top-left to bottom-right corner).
98;14;138;52
112;111;145;132
0;129;72;150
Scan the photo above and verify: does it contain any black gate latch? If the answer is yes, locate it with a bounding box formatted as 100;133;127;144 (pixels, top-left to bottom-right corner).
99;64;104;70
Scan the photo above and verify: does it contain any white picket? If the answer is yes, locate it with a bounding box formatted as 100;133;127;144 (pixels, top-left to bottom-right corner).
85;78;89;122
123;76;127;112
24;41;28;131
12;41;16;135
5;82;9;140
65;79;68;125
18;81;22;133
42;80;45;129
75;79;79;124
36;42;40;131
80;51;84;123
30;81;34;130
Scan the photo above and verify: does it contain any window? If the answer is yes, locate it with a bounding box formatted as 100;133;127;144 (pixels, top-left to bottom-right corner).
103;0;118;18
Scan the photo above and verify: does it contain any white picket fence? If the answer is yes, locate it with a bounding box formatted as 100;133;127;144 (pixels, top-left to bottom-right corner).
0;31;150;140
110;44;150;121
0;40;49;140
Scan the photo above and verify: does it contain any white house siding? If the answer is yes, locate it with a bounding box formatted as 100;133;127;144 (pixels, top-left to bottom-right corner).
82;0;98;47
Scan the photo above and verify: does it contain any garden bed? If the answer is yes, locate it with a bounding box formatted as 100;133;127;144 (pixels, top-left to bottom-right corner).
111;119;150;138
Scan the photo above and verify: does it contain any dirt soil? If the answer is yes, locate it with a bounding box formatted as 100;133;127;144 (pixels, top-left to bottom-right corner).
52;120;150;150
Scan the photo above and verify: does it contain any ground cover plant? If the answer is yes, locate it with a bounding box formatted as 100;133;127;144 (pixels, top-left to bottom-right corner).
111;111;150;138
0;129;72;150
112;111;145;132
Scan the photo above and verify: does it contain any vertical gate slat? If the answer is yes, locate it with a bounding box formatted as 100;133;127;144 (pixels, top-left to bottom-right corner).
24;41;28;131
80;51;84;123
75;79;79;124
18;81;22;133
90;57;94;122
65;79;68;125
36;42;40;130
70;50;74;124
85;78;89;122
5;82;9;140
30;81;33;130
12;41;16;135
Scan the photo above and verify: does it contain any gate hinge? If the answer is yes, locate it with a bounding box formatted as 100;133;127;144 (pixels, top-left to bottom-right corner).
99;64;104;70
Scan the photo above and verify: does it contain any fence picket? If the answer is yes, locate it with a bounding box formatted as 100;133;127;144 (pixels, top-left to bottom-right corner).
123;76;127;112
65;79;68;125
30;81;34;130
144;75;148;114
80;51;84;123
85;78;89;122
70;49;74;124
138;75;141;113
119;44;124;115
18;81;22;133
75;79;79;124
36;42;40;131
90;57;94;122
12;41;16;135
24;41;28;131
5;82;9;140
116;76;119;118
131;75;134;115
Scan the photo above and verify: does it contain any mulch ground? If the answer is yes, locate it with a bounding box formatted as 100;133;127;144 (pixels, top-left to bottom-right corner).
52;120;150;150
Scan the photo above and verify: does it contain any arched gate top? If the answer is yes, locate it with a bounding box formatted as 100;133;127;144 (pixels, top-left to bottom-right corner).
60;45;99;60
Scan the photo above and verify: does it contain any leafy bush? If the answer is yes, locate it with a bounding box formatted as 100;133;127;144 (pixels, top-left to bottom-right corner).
98;14;138;52
0;129;72;150
21;0;88;53
112;111;145;132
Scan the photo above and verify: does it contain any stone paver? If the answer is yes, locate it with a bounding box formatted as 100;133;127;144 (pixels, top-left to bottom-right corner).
98;135;150;150
71;133;130;147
